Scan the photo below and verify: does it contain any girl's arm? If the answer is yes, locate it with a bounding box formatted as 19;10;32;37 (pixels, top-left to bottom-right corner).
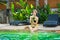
36;17;38;24
34;17;38;24
30;16;32;23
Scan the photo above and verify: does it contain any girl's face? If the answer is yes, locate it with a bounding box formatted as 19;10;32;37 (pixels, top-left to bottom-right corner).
33;10;37;16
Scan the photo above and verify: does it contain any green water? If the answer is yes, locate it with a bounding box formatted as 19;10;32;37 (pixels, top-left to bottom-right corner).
0;30;60;40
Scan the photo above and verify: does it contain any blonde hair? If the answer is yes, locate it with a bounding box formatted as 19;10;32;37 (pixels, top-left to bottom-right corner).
33;9;37;13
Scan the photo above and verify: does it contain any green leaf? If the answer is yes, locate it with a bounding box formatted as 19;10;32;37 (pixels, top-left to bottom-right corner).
11;2;14;13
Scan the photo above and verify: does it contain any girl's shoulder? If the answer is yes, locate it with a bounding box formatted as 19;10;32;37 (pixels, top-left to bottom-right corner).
36;16;38;18
36;16;38;19
30;16;33;18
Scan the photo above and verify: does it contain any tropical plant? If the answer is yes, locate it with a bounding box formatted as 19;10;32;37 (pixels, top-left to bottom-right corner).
37;4;51;23
57;3;60;13
11;0;34;21
11;2;14;13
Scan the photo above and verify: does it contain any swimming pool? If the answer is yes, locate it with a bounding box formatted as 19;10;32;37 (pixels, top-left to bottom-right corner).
0;30;60;40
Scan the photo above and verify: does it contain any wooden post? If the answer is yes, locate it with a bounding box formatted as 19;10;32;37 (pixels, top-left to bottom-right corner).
6;0;10;24
44;0;48;5
36;0;39;8
44;0;48;7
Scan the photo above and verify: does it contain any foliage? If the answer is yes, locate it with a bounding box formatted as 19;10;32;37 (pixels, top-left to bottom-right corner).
37;4;51;23
11;2;14;13
57;3;60;13
11;0;34;21
11;0;55;23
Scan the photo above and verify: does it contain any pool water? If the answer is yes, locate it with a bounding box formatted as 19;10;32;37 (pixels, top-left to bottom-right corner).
0;30;60;40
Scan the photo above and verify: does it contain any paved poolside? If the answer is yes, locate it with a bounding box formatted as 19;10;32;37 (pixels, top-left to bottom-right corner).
0;24;60;31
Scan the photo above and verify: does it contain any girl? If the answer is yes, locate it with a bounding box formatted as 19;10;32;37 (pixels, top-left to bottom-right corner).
30;9;38;32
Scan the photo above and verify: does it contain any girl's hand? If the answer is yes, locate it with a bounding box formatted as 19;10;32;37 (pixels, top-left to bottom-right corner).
33;22;37;25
